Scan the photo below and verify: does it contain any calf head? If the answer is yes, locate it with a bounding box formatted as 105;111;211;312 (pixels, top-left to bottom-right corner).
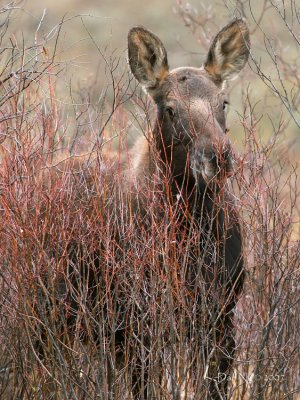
128;20;250;189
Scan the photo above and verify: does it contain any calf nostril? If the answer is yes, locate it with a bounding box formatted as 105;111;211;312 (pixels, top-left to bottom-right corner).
218;143;231;159
213;146;234;174
221;148;234;173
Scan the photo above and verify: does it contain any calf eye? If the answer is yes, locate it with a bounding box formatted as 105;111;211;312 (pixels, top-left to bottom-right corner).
166;106;175;120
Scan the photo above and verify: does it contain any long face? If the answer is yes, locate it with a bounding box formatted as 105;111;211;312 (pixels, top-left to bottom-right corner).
154;67;232;186
128;21;250;189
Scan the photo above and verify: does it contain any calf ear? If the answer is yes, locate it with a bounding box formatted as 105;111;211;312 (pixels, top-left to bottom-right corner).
204;19;250;84
128;27;169;92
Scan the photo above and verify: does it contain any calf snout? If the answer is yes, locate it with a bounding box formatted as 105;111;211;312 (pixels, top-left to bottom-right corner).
191;141;234;184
